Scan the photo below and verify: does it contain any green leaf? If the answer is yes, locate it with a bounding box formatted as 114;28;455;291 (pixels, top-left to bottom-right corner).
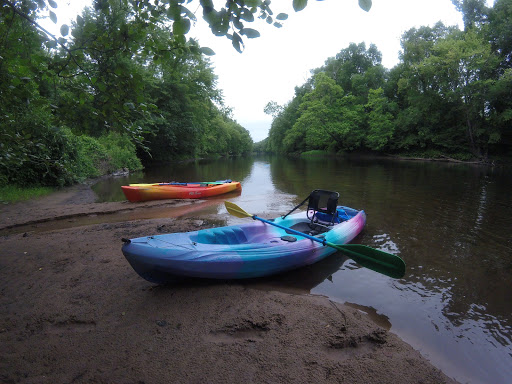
240;9;255;22
45;40;57;49
358;0;372;12
232;32;243;53
60;24;69;36
76;15;84;26
200;47;216;56
49;10;57;24
293;0;308;12
233;18;244;30
276;13;288;20
273;22;282;28
48;0;58;8
173;18;191;35
266;16;273;24
240;28;260;38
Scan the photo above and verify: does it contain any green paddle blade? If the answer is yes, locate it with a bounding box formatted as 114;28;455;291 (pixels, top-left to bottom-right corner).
330;243;406;279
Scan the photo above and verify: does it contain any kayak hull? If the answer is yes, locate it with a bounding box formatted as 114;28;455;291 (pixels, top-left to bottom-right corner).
121;181;242;202
122;206;366;283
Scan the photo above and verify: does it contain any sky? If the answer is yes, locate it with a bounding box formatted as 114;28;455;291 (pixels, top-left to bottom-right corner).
45;0;469;142
189;0;472;142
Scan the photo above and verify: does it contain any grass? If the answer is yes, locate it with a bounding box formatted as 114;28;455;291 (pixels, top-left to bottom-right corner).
300;150;332;157
0;185;55;204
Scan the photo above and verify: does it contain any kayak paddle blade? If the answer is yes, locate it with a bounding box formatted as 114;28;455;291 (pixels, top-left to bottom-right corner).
330;243;406;279
225;201;253;218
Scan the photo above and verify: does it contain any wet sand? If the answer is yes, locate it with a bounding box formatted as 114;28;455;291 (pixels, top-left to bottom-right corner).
0;184;458;383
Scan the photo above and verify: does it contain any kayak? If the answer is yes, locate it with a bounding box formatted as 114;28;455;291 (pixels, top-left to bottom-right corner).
121;179;241;202
121;204;366;283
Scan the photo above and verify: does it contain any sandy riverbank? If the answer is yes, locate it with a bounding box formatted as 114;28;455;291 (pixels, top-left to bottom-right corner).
0;184;458;383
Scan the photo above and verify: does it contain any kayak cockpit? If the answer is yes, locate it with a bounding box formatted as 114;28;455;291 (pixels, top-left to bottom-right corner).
191;226;251;245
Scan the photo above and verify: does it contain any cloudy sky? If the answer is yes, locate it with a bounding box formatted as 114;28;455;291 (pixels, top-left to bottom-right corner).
190;0;469;142
48;0;469;142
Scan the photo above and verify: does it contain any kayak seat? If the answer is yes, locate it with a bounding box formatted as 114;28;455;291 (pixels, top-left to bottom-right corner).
281;189;340;227
194;227;248;245
307;190;340;227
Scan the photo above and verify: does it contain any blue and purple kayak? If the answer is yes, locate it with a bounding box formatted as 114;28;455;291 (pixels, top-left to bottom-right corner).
122;205;366;283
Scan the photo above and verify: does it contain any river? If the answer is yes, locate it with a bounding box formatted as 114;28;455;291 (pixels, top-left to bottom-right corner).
92;155;512;384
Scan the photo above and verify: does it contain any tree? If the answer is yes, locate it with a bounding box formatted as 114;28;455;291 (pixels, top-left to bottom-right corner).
289;72;365;152
365;88;396;151
263;101;284;118
314;42;385;102
487;0;512;68
421;29;501;157
267;84;310;153
392;24;467;153
451;0;489;31
0;1;81;186
54;3;152;139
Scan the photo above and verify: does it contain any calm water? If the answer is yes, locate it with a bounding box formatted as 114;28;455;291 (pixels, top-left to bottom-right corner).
93;155;512;384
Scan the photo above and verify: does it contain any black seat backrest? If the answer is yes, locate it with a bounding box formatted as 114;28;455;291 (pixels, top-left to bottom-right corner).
307;190;339;225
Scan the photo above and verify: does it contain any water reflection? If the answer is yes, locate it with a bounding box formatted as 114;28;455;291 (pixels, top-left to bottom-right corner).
92;155;512;384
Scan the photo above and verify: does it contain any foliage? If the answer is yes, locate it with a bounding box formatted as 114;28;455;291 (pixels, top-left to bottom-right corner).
365;88;396;151
74;133;143;181
1;0;253;189
4;0;371;56
290;73;365;152
263;1;512;161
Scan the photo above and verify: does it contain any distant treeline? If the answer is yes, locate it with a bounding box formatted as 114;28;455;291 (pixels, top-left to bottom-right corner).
1;1;252;187
256;0;511;162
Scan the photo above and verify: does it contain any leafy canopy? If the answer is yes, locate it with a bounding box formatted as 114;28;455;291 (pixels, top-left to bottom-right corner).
4;0;372;54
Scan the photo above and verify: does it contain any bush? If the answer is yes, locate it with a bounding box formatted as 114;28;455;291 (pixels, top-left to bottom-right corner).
74;135;110;180
0;122;82;187
98;132;143;172
74;132;143;181
1;125;143;187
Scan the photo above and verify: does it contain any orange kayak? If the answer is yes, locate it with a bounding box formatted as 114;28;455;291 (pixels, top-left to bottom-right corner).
121;180;242;202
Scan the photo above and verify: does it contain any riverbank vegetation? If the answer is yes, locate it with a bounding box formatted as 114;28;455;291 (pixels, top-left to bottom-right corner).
260;0;511;163
1;0;253;188
2;1;511;192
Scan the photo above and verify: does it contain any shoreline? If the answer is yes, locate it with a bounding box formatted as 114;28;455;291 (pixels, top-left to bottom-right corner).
0;184;458;383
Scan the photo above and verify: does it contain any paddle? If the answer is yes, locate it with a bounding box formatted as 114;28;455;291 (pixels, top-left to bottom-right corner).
224;201;406;279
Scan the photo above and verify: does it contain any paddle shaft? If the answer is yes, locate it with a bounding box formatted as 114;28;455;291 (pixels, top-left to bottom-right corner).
252;215;403;275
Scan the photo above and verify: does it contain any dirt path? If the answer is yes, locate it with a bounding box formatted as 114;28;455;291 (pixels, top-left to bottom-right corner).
0;184;457;384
